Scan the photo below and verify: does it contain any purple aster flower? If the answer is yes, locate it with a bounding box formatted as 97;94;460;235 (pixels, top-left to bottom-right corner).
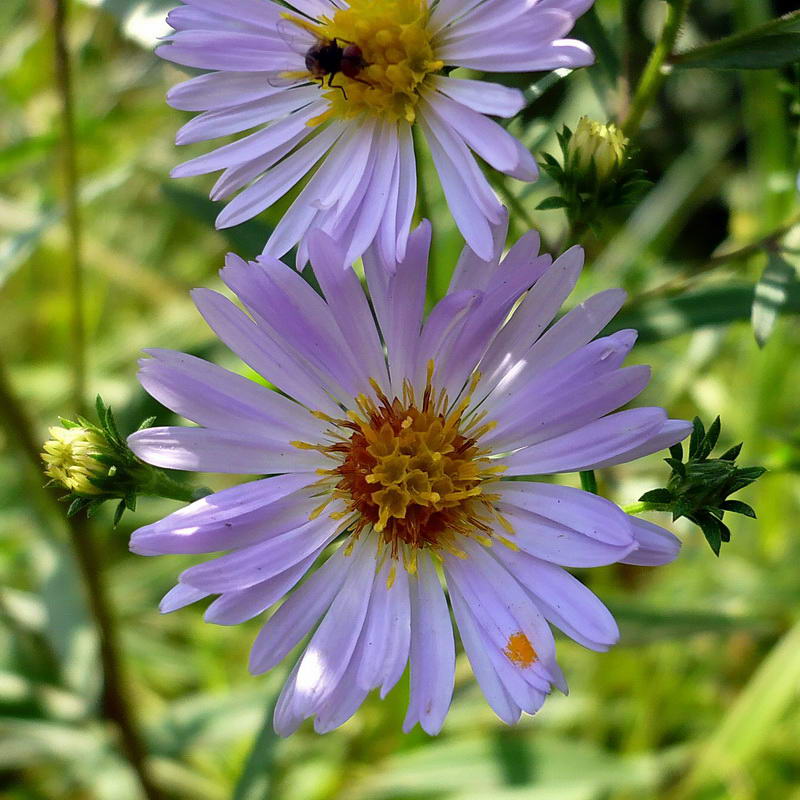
128;217;689;735
157;0;595;265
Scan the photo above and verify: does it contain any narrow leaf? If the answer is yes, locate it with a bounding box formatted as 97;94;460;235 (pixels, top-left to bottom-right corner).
639;488;674;504
720;443;743;462
720;500;757;519
752;252;796;347
536;196;570;210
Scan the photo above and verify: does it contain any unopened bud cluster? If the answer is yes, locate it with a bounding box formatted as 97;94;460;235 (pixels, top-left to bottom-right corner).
41;397;207;525
42;425;108;496
539;117;650;233
567;116;628;181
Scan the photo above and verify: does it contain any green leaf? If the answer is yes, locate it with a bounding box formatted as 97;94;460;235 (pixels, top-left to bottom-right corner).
720;500;757;519
639;488;673;504
699;416;721;459
689;417;705;459
0;210;60;290
672;11;800;71
536;196;569;210
676;619;800;792
664;457;686;479
675;33;800;70
604;281;800;344
112;500;126;527
752;252;797;347
66;497;90;518
719;442;743;462
609;603;771;643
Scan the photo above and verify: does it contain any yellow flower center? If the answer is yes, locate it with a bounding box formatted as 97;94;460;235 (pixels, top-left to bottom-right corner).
295;366;511;571
287;0;443;124
41;426;106;496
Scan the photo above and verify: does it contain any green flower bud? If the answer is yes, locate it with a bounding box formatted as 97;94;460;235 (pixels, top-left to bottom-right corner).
567;116;628;181
42;425;108;496
41;397;211;526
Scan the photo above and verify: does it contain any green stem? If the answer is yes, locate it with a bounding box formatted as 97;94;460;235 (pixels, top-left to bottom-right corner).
631;209;800;303
580;470;599;495
141;468;211;504
623;0;691;137
622;501;674;516
53;0;87;415
0;363;163;800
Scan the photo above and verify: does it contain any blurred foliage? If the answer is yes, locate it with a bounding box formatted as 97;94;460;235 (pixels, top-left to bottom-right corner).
1;1;799;799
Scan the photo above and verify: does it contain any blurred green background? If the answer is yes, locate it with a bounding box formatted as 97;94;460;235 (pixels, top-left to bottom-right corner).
1;0;799;798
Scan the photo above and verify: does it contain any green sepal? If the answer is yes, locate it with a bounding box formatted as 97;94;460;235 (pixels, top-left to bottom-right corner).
638;488;673;504
720;500;757;518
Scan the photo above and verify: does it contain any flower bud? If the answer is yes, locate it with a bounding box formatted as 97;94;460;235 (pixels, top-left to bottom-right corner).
42;425;108;496
568;116;628;181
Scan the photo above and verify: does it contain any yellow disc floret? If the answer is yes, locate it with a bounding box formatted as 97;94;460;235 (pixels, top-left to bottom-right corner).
293;0;443;124
295;365;511;571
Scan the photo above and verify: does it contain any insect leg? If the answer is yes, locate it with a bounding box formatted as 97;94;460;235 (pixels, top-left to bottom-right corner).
328;73;348;100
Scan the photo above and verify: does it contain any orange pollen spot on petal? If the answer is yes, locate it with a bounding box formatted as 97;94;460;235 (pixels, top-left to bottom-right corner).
504;632;538;669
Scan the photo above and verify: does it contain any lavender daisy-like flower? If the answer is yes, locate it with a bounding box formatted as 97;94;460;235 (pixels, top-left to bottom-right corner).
128;219;689;735
158;0;595;265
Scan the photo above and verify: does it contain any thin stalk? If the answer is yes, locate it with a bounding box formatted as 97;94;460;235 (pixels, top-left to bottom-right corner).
0;355;164;800
631;210;800;304
52;0;86;414
623;0;691;137
622;501;673;516
142;468;210;503
580;470;599;495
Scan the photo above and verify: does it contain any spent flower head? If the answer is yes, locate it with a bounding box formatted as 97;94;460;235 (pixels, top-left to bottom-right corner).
157;0;596;266
127;215;690;735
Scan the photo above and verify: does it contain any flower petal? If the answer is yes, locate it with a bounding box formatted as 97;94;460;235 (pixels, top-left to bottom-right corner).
403;552;455;735
621;517;682;566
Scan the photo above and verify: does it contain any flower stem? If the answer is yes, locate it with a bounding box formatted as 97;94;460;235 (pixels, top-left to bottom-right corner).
52;0;87;415
580;470;599;495
623;0;691;137
629;209;800;304
622;501;674;515
141;467;211;504
0;356;165;800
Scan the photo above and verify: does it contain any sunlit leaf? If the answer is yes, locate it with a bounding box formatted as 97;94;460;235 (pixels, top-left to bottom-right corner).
752;252;797;347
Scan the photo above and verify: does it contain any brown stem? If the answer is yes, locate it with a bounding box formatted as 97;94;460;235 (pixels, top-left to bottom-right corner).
52;0;87;415
0;359;164;799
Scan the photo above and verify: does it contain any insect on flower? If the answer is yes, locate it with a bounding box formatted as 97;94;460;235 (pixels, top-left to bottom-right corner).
158;0;598;267
273;19;369;100
304;37;368;99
